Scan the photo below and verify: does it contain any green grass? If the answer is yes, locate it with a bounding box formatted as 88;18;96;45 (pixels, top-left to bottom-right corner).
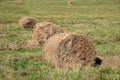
0;0;120;80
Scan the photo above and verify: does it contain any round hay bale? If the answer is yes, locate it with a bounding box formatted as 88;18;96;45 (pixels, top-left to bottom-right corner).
18;16;36;28
42;33;96;69
15;1;22;5
32;22;64;47
67;1;73;7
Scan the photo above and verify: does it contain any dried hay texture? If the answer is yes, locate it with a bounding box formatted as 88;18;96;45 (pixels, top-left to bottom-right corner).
32;22;64;47
98;56;120;67
9;40;40;50
0;27;4;31
18;16;36;28
42;33;96;69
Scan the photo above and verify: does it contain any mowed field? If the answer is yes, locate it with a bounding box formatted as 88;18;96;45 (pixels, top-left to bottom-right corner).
0;0;120;80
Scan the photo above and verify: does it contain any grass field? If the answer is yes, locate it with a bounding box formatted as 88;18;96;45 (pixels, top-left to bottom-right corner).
0;0;120;80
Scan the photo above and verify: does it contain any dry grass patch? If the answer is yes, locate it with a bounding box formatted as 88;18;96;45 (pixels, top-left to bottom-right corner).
99;56;120;67
9;40;40;50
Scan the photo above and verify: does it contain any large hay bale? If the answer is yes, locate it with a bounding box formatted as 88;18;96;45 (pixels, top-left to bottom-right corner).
18;16;36;28
32;22;64;47
42;33;96;69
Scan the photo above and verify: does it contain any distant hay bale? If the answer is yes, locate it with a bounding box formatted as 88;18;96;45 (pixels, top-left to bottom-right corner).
42;33;96;69
32;22;64;47
15;1;22;5
18;16;36;28
68;1;73;7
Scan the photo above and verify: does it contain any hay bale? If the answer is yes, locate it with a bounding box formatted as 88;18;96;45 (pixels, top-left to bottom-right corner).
32;22;64;47
15;1;22;5
68;1;73;7
42;33;96;69
18;16;36;28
